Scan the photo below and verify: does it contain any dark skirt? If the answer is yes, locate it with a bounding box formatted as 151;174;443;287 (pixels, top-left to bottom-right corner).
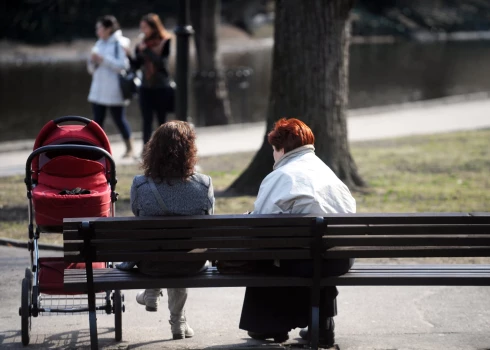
239;258;354;333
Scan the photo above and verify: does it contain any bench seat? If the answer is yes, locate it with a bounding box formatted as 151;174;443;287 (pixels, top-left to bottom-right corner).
64;264;490;292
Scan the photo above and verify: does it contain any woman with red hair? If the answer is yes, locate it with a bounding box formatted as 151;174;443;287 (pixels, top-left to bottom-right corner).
239;118;356;348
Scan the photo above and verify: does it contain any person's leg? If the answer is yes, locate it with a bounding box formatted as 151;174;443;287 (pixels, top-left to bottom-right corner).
135;260;201;339
154;87;168;126
109;106;133;157
289;259;353;347
139;88;154;145
167;288;194;339
109;106;131;140
92;103;106;128
240;286;306;343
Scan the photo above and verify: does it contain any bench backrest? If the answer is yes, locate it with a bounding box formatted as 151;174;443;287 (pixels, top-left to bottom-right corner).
63;215;318;263
63;213;490;263
320;212;490;258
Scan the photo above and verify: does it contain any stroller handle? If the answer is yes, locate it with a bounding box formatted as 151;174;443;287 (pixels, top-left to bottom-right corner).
53;116;92;125
25;145;117;192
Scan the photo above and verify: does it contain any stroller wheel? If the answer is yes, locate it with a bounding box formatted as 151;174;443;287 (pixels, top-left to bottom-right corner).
113;290;123;341
25;268;33;286
21;278;32;346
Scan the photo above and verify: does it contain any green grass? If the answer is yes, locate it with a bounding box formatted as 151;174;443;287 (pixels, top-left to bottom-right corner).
352;130;490;212
1;129;489;248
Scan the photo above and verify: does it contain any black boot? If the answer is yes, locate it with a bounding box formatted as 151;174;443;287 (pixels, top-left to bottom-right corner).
299;317;335;348
247;331;289;343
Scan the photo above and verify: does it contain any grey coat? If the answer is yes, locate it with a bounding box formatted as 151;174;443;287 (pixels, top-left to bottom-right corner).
131;173;214;217
124;173;215;276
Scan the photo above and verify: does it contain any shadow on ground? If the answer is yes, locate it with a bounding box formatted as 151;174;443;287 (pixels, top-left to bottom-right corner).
0;328;127;349
0;328;312;349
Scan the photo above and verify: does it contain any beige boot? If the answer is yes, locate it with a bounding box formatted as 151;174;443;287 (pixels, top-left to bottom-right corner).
122;138;134;158
170;317;194;339
136;289;161;312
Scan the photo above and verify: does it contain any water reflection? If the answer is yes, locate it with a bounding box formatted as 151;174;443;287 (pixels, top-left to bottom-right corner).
1;40;490;141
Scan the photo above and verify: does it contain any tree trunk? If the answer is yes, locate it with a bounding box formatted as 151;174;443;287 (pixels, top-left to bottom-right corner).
227;0;365;196
190;0;231;126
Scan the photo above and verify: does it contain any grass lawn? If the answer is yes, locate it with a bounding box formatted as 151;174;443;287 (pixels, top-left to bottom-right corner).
1;129;489;252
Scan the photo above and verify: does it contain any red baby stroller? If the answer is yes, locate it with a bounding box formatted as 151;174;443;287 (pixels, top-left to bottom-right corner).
20;116;123;346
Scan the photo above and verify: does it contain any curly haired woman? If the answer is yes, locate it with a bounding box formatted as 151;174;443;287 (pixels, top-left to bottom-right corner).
121;121;214;339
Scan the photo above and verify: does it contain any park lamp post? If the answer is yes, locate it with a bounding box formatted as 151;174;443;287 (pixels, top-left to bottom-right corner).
174;0;194;122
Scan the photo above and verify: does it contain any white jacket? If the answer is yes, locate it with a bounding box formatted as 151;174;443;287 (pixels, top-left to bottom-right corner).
87;30;129;106
253;145;356;215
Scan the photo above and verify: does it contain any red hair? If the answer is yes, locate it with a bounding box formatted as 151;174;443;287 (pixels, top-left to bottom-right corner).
267;118;315;153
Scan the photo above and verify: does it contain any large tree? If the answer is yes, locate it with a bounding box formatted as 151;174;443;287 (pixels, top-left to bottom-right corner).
227;0;365;195
190;0;232;126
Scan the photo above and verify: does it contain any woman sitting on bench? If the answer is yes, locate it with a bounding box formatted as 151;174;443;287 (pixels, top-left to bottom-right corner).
239;118;356;348
118;121;215;340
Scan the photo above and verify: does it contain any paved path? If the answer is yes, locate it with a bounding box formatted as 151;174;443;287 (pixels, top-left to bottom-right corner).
1;95;490;177
1;246;490;349
1;96;490;349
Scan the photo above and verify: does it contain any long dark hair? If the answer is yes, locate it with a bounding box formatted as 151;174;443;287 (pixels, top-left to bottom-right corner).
141;13;171;40
97;15;120;34
142;121;197;182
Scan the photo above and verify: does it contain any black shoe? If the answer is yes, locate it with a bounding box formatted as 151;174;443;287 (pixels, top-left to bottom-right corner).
299;328;308;340
247;331;289;343
299;327;335;348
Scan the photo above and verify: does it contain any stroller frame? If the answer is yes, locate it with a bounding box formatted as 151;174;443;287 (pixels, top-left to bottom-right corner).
20;116;123;346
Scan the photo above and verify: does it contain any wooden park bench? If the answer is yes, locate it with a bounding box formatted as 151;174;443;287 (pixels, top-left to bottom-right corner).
63;213;490;350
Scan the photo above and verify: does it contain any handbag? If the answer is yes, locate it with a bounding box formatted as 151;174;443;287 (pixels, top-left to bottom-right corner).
114;42;140;101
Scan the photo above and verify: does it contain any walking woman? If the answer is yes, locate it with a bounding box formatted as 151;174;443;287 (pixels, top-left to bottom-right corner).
87;15;134;158
130;13;174;146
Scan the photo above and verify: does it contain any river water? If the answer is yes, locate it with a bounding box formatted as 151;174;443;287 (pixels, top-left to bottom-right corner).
1;40;490;142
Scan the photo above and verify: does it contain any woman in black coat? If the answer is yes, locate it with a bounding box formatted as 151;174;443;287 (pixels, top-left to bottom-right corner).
130;13;174;147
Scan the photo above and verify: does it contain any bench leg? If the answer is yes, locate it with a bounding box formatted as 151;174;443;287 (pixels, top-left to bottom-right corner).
88;303;98;350
310;290;320;350
309;217;323;350
86;262;99;350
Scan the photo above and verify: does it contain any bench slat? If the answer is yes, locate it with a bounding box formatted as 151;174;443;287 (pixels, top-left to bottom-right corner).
323;235;490;246
350;264;490;271
323;213;490;225
63;215;316;230
63;213;490;232
63;226;313;240
324;246;490;258
325;225;490;235
63;265;490;292
64;248;311;263
63;236;490;254
64;237;311;252
63;225;490;241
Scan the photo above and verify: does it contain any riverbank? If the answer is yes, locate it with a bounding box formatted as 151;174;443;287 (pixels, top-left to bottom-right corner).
0;24;250;64
2;21;490;64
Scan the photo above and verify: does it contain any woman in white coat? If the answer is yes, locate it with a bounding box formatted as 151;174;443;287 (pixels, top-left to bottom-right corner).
88;15;134;158
239;118;356;348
